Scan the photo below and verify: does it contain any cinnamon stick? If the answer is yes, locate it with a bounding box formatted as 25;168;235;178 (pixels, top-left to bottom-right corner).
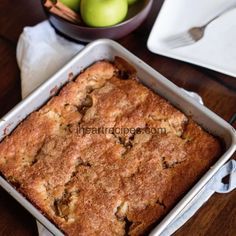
43;0;81;24
54;0;80;19
49;5;79;23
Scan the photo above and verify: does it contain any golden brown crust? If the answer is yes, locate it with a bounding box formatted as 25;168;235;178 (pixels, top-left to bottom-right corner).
0;61;222;235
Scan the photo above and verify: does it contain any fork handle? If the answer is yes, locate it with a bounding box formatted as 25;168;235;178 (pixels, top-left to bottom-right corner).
203;3;236;27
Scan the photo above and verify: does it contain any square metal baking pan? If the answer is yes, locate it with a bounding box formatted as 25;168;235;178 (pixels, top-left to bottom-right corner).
0;39;235;236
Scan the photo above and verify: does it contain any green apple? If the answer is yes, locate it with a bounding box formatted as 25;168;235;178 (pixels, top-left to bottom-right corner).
80;0;128;27
127;0;138;5
59;0;80;12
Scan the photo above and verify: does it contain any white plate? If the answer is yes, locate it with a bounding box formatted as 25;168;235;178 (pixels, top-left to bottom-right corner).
147;0;236;77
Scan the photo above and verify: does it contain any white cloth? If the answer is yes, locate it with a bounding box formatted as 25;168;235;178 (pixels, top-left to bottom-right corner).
16;21;84;99
16;21;236;236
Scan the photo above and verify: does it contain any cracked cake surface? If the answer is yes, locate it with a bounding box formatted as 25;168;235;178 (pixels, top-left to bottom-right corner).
0;60;222;235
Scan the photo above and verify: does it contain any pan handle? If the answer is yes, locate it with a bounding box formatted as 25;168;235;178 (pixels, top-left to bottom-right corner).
229;113;236;126
160;160;236;236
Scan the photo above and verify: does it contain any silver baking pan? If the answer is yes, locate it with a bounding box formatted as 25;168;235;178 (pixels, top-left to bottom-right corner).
0;39;235;236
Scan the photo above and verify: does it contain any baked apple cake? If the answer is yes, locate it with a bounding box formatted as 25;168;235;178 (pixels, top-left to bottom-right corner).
0;59;221;235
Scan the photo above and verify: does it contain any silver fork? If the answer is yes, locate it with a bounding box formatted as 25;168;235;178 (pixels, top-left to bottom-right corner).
164;4;236;49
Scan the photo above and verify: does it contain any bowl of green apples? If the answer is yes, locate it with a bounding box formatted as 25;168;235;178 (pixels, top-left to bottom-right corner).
42;0;153;42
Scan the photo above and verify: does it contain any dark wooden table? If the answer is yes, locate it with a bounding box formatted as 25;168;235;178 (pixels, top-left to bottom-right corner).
0;0;235;235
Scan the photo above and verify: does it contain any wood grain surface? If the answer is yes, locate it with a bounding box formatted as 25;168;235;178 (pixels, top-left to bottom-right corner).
0;0;235;235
